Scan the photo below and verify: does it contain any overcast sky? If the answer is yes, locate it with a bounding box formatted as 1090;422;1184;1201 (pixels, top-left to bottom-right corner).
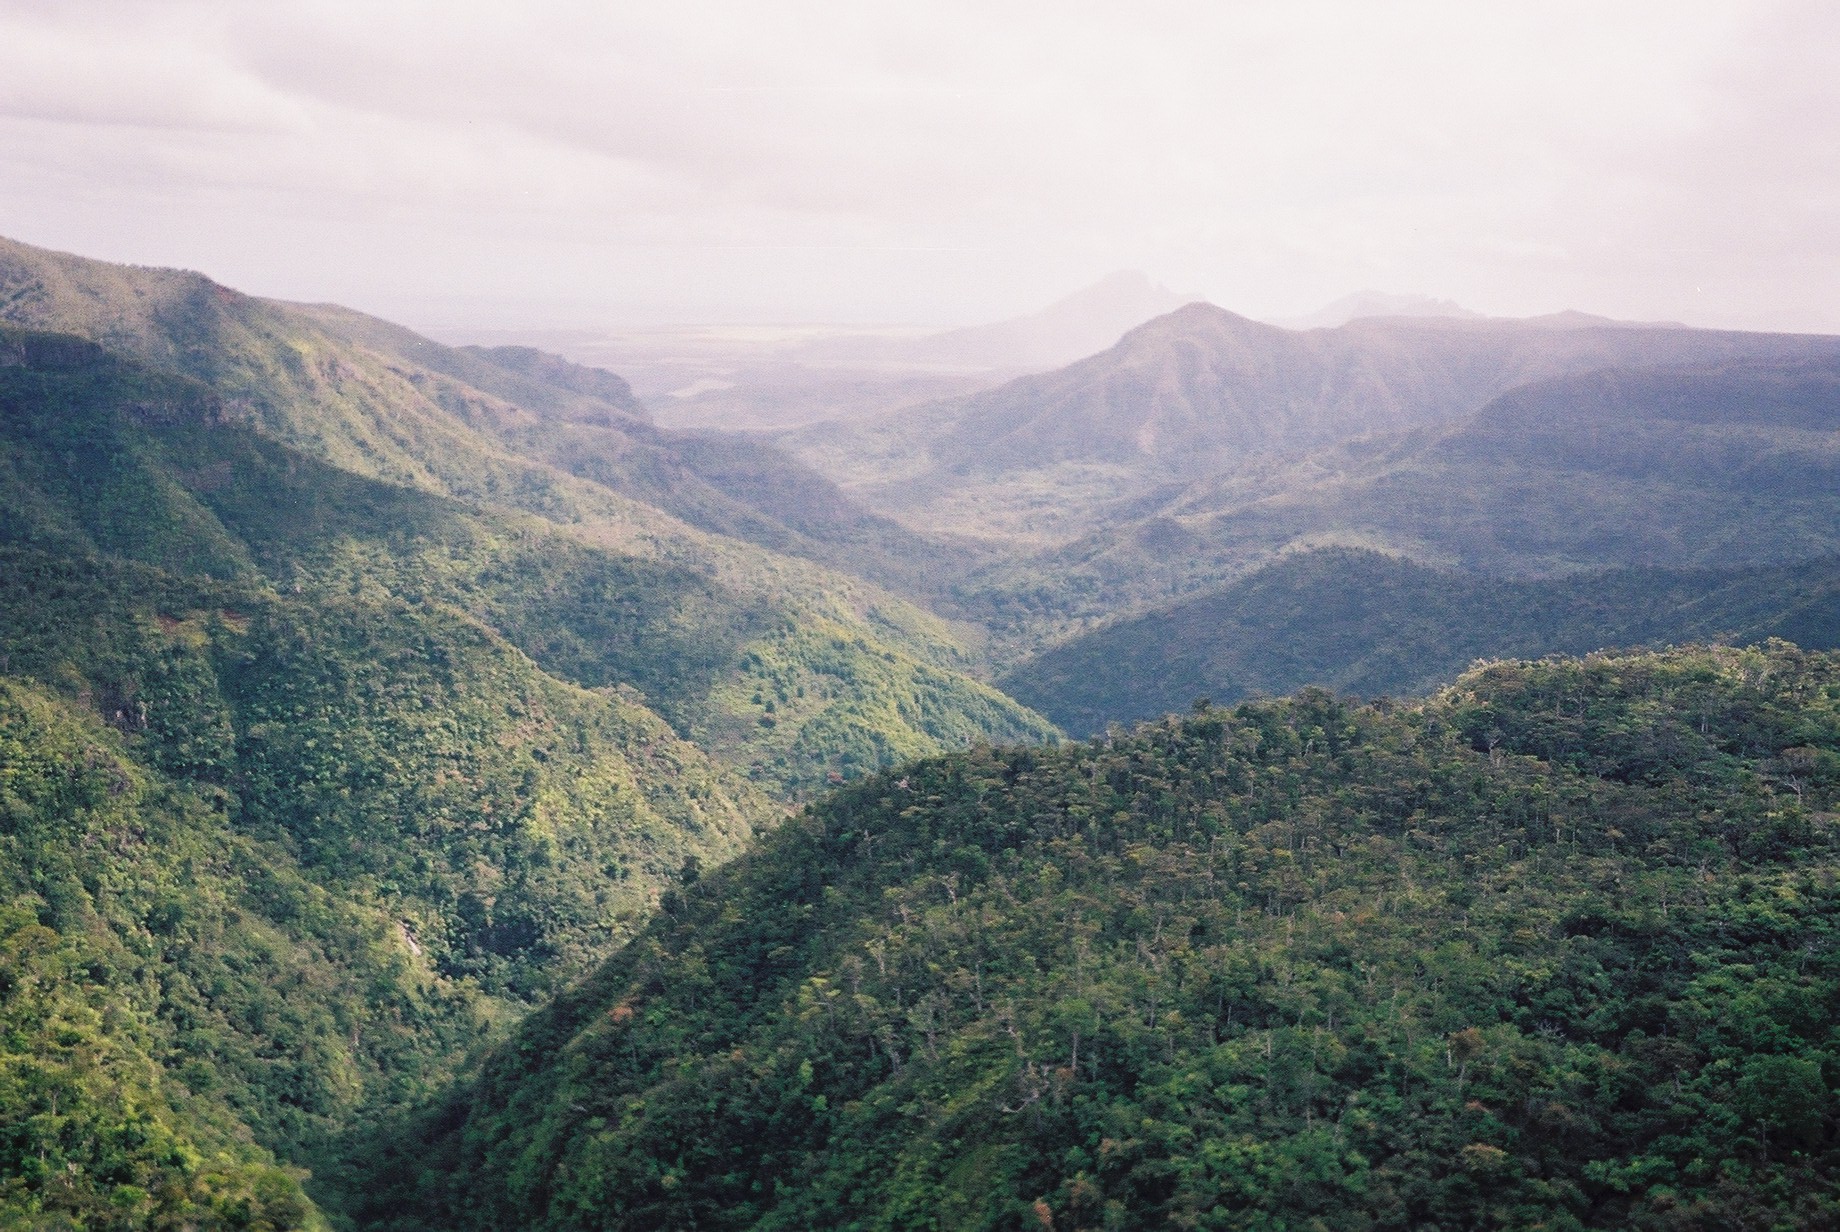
2;1;1835;331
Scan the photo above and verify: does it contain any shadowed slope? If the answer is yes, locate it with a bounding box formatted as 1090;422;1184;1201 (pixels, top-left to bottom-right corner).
999;548;1840;735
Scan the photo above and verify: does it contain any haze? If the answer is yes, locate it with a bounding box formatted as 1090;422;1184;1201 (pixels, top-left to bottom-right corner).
2;0;1835;332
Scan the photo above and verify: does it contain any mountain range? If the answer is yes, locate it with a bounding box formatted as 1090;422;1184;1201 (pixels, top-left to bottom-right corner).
3;232;1840;1227
448;271;1195;435
783;302;1840;545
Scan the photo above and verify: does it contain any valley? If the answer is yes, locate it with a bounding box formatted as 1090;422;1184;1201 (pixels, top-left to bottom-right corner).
2;233;1838;1228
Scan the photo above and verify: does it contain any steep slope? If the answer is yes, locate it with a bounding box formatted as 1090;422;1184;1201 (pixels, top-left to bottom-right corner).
1;680;332;1229
1000;548;1840;735
0;233;946;580
353;644;1840;1230
0;546;769;1228
0;242;1055;794
0;247;1057;1226
0;329;792;1224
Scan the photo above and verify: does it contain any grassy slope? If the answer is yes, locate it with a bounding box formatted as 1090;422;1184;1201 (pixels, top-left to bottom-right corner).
999;548;1840;735
353;644;1840;1230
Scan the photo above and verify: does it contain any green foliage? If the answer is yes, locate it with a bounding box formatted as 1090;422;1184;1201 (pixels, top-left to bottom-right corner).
703;615;1057;795
0;547;768;1223
0;299;1051;1224
953;359;1840;655
0;547;763;1002
1002;548;1840;735
0;683;328;1229
0;309;1056;798
359;644;1840;1230
0;328;253;580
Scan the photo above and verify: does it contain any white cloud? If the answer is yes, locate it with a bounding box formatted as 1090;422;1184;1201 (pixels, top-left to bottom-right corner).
0;0;1831;330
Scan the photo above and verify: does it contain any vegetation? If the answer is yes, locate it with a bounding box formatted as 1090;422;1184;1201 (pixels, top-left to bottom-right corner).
0;313;1056;798
1002;548;1840;735
0;234;978;618
0;681;331;1230
0;542;768;1217
8;233;1840;1229
355;644;1840;1230
779;307;1840;550
950;358;1840;657
0;272;1047;1224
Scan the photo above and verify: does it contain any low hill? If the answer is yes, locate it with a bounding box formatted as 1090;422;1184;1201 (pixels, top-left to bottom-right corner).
999;548;1840;735
350;644;1840;1230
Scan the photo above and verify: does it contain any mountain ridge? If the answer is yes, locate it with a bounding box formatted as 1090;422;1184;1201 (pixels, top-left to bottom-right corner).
998;547;1840;735
0;243;1061;1225
782;301;1840;548
348;643;1840;1231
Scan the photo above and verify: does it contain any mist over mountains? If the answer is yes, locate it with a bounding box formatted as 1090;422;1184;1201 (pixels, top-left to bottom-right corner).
794;270;1198;371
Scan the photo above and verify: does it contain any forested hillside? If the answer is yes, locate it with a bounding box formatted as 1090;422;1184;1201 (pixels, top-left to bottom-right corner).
6;229;1840;1231
0;242;1052;1228
949;354;1840;661
353;644;1840;1230
1002;549;1840;734
0;540;773;1224
0;294;1054;798
0;234;966;601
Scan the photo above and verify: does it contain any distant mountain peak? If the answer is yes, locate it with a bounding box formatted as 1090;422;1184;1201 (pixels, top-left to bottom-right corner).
1110;300;1284;349
1275;290;1482;330
792;271;1203;372
1048;269;1191;311
919;271;1202;366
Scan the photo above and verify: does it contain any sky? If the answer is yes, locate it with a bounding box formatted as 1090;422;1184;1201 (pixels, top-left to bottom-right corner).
1;1;1836;331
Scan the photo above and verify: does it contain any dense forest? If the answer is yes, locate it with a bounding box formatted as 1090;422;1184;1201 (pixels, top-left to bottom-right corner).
1001;548;1840;735
0;243;1053;1227
353;644;1840;1230
5;232;1840;1228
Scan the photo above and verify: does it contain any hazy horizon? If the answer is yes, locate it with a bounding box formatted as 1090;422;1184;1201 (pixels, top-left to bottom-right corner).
4;2;1836;334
